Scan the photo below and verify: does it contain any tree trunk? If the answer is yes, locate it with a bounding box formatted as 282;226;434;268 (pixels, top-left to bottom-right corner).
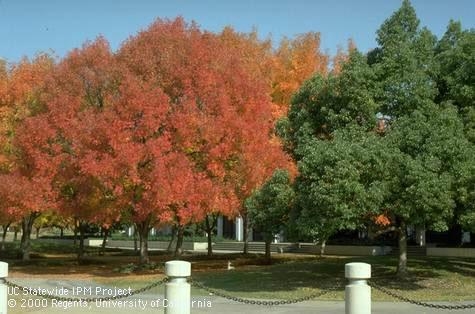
1;227;5;251
77;221;86;261
133;226;138;252
60;227;64;238
100;227;109;256
20;213;40;261
14;226;19;241
167;225;177;253
243;213;249;254
1;223;11;251
448;223;463;246
139;228;143;255
0;222;11;251
205;215;217;256
35;226;40;239
73;218;78;246
319;239;327;257
397;221;408;277
264;237;272;263
137;219;151;264
174;225;184;256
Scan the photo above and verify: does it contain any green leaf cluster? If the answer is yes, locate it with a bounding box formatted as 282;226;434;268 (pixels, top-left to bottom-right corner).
246;169;294;241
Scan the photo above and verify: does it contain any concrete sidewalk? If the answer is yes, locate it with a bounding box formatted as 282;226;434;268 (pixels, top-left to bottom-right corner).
194;299;475;314
7;297;475;314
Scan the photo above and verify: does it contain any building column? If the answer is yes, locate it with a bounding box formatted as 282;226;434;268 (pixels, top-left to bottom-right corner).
274;230;285;243
415;226;426;246
235;216;243;241
217;216;223;238
462;231;471;244
127;226;134;237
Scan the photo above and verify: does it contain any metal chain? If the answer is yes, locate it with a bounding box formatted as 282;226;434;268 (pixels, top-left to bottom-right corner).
369;280;475;310
1;277;168;302
190;277;344;306
6;275;474;310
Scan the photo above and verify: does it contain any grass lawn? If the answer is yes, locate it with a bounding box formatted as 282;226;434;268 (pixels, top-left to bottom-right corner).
2;241;475;302
187;254;475;302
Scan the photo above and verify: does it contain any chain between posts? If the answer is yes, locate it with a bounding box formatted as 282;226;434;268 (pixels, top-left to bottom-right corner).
1;277;168;303
4;276;475;310
190;277;344;306
2;275;345;306
369;280;475;310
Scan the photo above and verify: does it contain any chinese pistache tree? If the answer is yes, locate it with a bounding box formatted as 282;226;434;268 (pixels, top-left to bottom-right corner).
118;18;292;255
0;55;56;260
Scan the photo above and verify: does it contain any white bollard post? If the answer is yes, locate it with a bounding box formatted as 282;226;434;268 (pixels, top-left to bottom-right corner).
345;262;371;314
0;262;8;314
165;260;191;314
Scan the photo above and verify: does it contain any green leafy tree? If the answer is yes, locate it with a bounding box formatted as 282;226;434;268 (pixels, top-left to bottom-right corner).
449;142;475;233
279;50;384;255
434;21;475;234
372;0;437;117
280;0;475;277
383;104;471;275
277;50;377;160
246;169;294;262
366;0;469;276
436;20;475;111
294;126;388;255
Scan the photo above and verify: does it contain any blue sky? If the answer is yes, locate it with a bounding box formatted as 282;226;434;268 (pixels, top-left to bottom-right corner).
0;0;474;63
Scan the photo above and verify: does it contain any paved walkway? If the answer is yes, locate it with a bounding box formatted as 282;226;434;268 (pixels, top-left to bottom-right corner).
4;278;475;314
7;297;475;314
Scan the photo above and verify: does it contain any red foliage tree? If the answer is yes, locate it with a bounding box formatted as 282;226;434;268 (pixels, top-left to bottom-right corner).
35;39;161;263
3;19;296;262
0;174;23;250
12;114;59;260
119;18;293;254
0;55;56;260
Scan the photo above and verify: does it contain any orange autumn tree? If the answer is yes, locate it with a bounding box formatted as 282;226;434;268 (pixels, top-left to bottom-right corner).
216;29;330;119
0;174;24;250
0;55;56;260
217;27;275;95
0;55;54;172
331;39;357;75
8;116;59;260
272;32;329;115
119;17;292;254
